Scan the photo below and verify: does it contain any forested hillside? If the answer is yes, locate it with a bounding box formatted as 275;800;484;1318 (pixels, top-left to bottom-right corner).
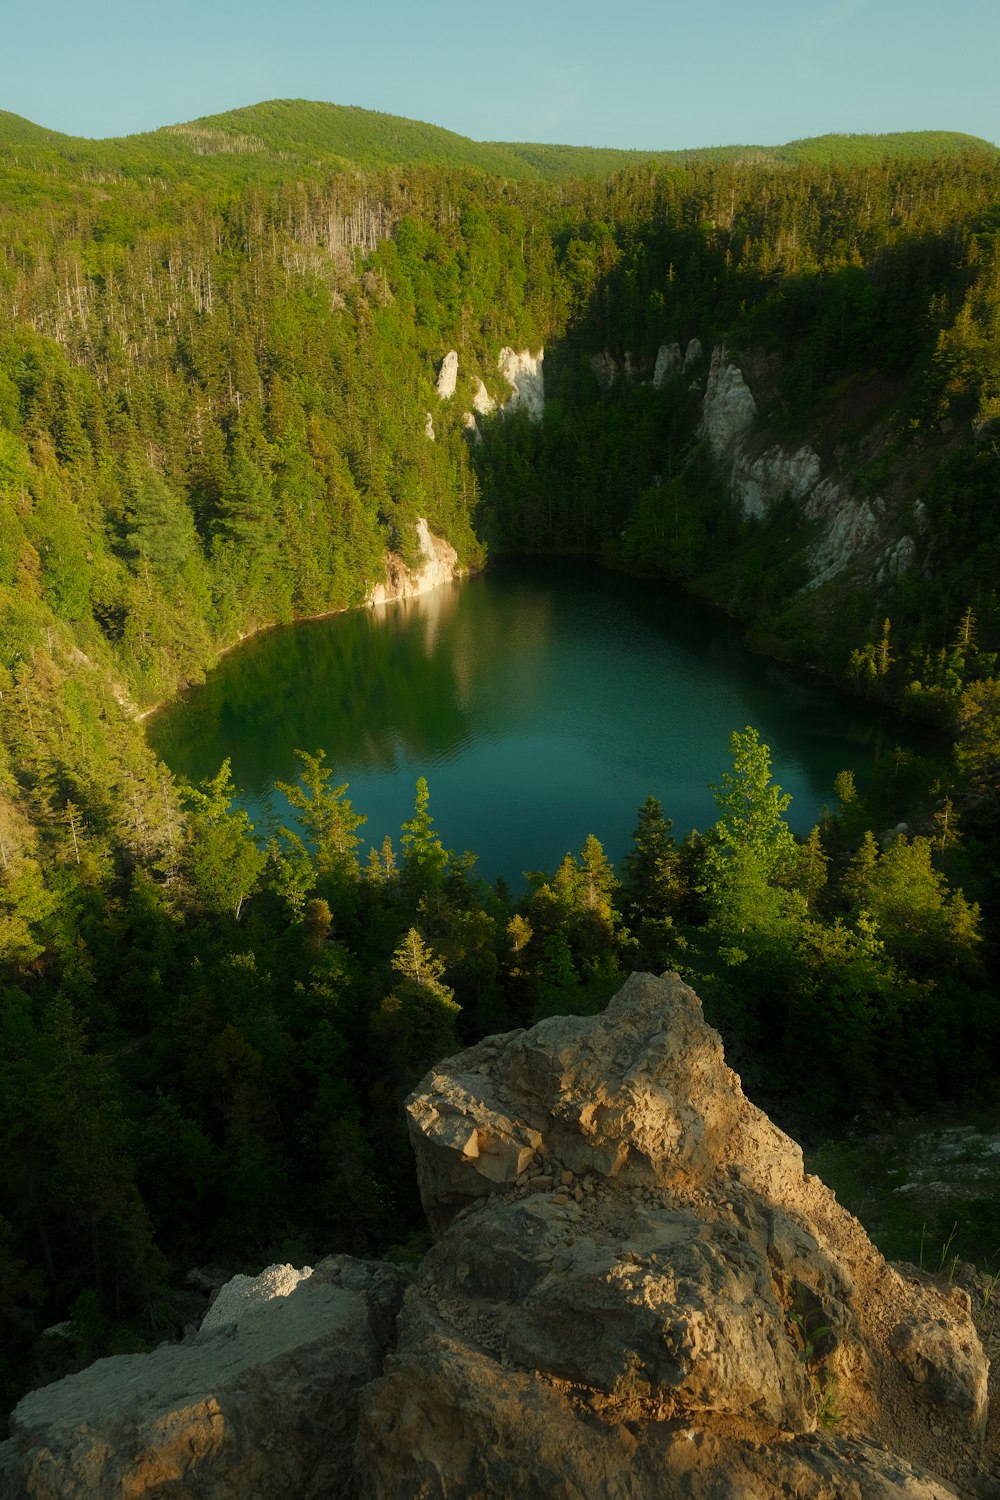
2;103;1000;1416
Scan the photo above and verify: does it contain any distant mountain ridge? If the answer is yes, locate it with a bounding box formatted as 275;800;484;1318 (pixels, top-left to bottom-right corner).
0;98;995;184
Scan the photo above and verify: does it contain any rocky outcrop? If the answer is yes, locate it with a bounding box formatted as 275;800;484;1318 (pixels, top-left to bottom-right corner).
732;441;822;521
1;1257;409;1500
700;345;758;455
366;517;461;607
435;350;458;400
498;347;544;420
4;975;992;1498
699;344;920;589
471;378;494;416
591;350;640;389
364;972;990;1497
590;350;619;389
801;478;888;589
653;341;682;387
423;410;435;440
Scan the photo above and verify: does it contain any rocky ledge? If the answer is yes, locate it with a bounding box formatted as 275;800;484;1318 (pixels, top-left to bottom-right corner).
365;516;461;607
2;973;996;1498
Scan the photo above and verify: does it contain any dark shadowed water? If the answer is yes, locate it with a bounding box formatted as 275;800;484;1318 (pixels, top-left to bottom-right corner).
148;560;907;886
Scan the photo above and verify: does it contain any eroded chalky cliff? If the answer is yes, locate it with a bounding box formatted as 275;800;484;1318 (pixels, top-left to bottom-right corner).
2;974;995;1498
696;343;923;595
365;517;461;607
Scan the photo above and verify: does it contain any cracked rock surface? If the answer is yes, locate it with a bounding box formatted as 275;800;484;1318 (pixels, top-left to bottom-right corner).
362;972;991;1497
3;974;995;1498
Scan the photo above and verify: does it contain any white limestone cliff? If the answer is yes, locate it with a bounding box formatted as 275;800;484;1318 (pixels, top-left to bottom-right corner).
471;378;494;416
802;480;888;590
698;343;918;590
366;517;461;607
435;350;459;400
700;345;758;456
732;443;822;521
498;347;544;421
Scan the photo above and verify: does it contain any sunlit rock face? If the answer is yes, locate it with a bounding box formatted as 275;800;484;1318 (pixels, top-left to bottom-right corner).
471;378;495;416
0;1257;409;1500
358;972;987;1498
498;347;544;420
366;517;461;608
436;349;459;400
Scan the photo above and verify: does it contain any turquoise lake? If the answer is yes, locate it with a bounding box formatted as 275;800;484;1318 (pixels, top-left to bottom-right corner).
148;560;909;886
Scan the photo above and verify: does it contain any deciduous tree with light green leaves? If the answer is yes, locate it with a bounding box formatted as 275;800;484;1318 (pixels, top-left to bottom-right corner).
275;748;366;888
705;727;798;896
400;776;449;891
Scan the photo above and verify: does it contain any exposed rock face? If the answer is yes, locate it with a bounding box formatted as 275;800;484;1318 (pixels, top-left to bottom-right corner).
498;347;544;420
366;517;461;607
462;411;481;443
4;976;991;1499
890;1293;989;1428
653;341;682;387
361;972;988;1497
801;478;888;589
699;343;919;590
732;441;822;521
435;349;458;399
877;531;918;584
592;350;639;388
423;410;435;440
700;345;758;455
199;1262;312;1335
1;1257;409;1500
471;378;494;416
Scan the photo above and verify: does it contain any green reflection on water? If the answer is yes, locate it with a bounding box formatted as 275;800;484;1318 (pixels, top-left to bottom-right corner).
148;561;909;885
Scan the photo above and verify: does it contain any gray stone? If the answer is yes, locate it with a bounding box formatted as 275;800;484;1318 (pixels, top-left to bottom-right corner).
700;346;757;455
653;342;681;387
2;1257;409;1500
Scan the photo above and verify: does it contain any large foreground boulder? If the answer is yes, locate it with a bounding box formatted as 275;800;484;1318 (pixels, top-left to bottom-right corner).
360;971;992;1497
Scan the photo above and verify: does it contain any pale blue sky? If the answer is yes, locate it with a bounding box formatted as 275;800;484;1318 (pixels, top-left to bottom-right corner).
2;0;996;150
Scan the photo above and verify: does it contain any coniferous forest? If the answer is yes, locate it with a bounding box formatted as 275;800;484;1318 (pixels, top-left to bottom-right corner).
2;102;1000;1411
